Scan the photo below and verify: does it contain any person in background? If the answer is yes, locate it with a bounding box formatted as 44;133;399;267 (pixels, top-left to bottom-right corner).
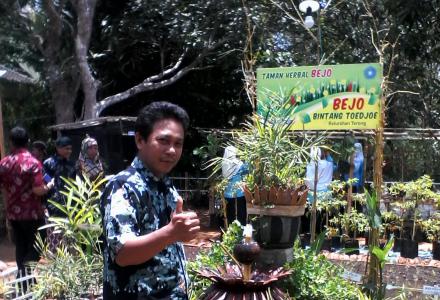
101;101;200;300
305;147;333;203
323;148;337;173
43;136;76;251
0;127;52;292
222;145;248;226
352;142;364;193
43;136;76;216
31;140;47;163
76;136;104;181
341;142;365;193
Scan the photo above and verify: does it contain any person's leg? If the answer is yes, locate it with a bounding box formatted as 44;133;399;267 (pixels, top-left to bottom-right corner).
18;220;44;292
10;221;26;275
236;197;247;226
23;219;45;263
225;198;236;225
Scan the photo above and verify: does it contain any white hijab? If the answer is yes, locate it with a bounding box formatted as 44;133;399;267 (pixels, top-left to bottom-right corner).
222;146;243;179
354;142;364;161
305;146;333;191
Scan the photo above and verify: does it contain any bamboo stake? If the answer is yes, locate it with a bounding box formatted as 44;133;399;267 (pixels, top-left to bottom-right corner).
367;95;385;288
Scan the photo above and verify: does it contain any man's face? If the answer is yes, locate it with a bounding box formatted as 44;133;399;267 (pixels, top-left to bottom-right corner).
57;145;72;160
135;118;184;178
31;148;44;161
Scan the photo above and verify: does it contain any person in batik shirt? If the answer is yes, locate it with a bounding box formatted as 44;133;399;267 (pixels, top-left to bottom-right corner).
101;102;200;300
43;136;76;217
0;126;52;291
43;136;76;251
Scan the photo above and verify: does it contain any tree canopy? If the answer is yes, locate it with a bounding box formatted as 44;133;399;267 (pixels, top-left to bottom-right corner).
1;0;440;179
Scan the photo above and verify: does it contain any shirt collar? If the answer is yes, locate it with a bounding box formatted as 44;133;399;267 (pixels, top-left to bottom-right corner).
131;156;172;186
11;148;28;154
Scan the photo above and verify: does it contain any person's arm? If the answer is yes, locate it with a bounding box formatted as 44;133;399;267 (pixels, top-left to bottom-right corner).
31;161;53;196
115;209;199;266
104;186;199;267
32;179;54;196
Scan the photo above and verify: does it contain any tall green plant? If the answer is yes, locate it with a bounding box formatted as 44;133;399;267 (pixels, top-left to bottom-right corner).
420;213;440;242
206;96;327;192
33;176;106;299
389;175;440;241
41;175;106;255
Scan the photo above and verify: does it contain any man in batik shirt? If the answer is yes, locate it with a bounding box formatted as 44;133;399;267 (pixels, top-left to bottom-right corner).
101;102;200;300
43;136;76;217
0;126;52;291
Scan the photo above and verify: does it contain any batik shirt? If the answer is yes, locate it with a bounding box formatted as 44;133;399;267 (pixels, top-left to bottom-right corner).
0;148;45;221
43;155;76;216
101;157;188;300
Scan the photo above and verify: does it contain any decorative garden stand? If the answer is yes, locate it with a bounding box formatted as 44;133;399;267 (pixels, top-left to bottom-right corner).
195;225;292;299
243;185;308;267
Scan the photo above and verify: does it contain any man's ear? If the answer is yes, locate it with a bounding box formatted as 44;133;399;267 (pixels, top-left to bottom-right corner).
134;132;145;150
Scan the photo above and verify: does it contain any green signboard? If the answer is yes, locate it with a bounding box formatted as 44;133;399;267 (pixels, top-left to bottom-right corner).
257;63;383;130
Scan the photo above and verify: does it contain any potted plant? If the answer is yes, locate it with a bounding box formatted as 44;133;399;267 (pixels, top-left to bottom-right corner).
330;209;368;255
389;175;438;258
420;213;440;260
313;180;347;250
208;99;326;249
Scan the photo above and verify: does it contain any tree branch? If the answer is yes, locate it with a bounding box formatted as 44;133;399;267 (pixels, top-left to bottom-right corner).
95;54;203;117
95;39;228;117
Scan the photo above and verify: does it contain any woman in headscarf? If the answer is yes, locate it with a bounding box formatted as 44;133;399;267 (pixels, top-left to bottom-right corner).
76;136;104;182
352;142;364;193
222;146;248;226
341;142;364;193
305;147;334;203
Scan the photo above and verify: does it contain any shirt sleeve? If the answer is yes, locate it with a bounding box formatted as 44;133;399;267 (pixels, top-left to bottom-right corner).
102;181;139;261
31;161;44;188
43;158;55;177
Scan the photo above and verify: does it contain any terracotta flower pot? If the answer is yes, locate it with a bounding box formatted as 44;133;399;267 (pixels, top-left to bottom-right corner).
243;184;308;207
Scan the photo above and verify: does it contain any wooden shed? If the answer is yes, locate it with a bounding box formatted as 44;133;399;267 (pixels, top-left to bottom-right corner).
49;116;137;175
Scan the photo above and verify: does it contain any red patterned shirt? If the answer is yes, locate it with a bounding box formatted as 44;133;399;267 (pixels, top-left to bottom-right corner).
0;148;45;220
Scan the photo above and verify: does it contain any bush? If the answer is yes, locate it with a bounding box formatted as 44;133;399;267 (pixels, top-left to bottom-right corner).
281;240;363;300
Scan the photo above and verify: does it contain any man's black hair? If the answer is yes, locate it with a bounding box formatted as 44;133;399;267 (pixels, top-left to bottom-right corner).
9;126;29;148
135;101;190;140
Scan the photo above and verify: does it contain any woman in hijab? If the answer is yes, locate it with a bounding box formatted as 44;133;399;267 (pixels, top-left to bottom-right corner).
305;147;334;203
76;136;104;181
352;142;364;193
222;146;248;226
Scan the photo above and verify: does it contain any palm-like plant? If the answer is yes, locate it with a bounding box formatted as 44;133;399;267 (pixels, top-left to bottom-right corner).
206;97;327;206
33;175;107;299
41;175;106;254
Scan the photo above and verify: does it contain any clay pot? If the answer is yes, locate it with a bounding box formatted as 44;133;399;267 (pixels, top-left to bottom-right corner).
233;240;261;265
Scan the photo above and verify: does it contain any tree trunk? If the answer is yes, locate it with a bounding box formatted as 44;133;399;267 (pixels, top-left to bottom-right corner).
74;0;98;120
50;76;78;124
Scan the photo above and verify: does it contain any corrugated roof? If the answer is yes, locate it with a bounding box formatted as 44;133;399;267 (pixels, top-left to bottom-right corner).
0;65;34;84
48;116;137;130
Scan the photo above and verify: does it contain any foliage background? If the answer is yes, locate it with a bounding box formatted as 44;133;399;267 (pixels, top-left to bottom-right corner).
1;0;440;181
